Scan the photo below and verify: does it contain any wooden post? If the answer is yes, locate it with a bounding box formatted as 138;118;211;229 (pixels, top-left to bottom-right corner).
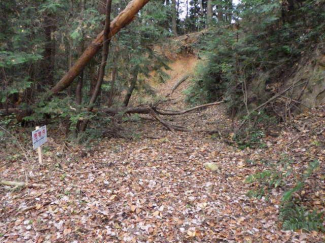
35;126;43;165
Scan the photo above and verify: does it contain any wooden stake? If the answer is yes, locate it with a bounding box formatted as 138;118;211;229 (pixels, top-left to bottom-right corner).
35;126;43;165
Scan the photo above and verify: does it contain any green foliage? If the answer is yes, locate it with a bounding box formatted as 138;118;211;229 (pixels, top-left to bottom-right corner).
280;203;324;232
246;155;295;198
0;77;32;104
107;1;170;101
39;1;64;14
282;160;320;203
0;51;42;68
246;168;285;199
247;158;323;231
187;0;325;117
234;111;276;149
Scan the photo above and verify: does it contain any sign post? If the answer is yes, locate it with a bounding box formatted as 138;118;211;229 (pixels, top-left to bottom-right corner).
32;126;47;165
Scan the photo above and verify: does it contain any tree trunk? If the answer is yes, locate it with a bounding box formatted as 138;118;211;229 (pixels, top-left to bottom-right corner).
77;0;112;131
43;14;56;87
207;0;213;27
76;0;85;106
186;0;189;19
107;66;117;107
227;0;232;23
89;0;112;108
171;0;178;36
51;0;151;95
217;4;223;22
76;75;83;105
123;70;138;107
79;0;112;133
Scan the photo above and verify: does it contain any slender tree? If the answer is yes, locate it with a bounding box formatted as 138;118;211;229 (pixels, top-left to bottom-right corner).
123;70;139;107
89;0;112;109
79;0;112;132
76;0;85;106
171;0;178;35
207;0;213;26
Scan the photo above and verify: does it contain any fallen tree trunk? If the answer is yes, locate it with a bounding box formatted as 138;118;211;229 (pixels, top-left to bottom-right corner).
154;100;224;115
1;100;224;118
101;100;224;116
101;100;224;131
149;108;188;132
51;0;150;94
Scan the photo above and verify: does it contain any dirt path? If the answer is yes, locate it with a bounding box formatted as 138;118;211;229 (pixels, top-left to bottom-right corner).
1;55;325;242
1;117;316;242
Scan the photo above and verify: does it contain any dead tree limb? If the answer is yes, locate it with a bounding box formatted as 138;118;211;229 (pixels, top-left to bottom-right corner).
154;100;224;115
1;100;224;118
167;74;190;96
149;108;188;132
149;108;175;132
100;100;224;116
51;0;150;94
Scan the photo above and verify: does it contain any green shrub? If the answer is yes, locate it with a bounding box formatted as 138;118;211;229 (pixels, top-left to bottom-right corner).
280;203;324;232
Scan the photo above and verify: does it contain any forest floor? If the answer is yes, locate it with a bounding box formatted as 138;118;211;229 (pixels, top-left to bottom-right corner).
1;53;325;242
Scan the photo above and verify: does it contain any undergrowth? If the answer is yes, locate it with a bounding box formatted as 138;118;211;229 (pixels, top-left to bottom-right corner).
280;203;324;232
246;159;324;231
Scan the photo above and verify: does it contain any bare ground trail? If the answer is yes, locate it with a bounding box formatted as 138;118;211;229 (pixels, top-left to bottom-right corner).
1;53;325;242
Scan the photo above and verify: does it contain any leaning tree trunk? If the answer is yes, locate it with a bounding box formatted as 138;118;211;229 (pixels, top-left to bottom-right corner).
51;0;151;95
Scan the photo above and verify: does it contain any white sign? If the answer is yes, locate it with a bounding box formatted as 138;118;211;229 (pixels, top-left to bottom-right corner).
32;125;47;150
